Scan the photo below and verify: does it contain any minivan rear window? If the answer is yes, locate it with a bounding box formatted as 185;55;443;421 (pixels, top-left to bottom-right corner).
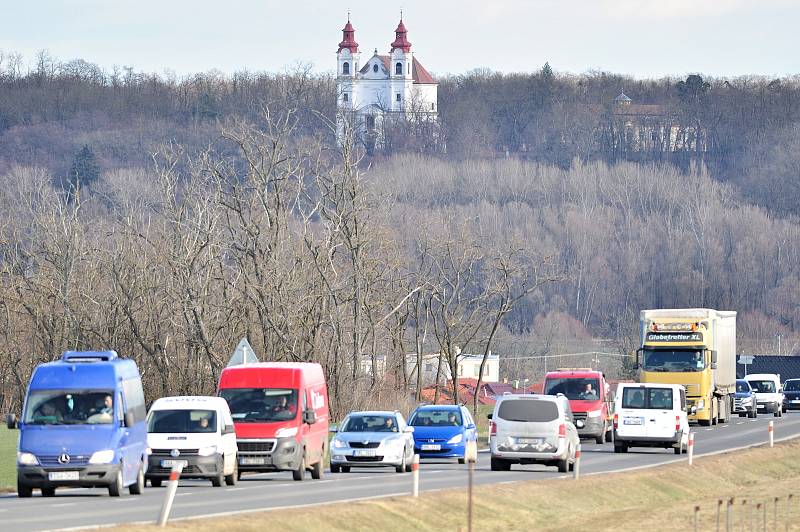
622;387;673;410
497;399;558;422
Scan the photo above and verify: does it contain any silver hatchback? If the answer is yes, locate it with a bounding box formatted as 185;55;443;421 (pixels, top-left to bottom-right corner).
329;411;415;473
489;394;579;473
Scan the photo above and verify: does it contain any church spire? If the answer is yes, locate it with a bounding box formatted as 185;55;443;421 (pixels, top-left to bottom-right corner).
338;15;359;53
390;17;412;53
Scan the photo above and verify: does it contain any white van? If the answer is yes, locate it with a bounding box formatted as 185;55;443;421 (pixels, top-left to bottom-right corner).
745;374;785;417
613;383;689;454
488;394;579;473
146;396;238;487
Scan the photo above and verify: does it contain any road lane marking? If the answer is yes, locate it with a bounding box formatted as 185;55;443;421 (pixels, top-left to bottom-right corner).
736;422;745;425
176;492;196;496
51;503;77;507
226;487;246;492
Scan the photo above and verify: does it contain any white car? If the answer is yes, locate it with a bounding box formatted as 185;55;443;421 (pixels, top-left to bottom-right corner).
745;374;785;417
146;396;238;487
613;383;689;454
329;411;415;473
488;394;579;473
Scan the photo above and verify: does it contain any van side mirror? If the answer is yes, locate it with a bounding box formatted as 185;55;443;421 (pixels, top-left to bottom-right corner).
124;412;135;428
710;350;718;364
222;424;235;435
6;414;17;429
710;363;718;370
487;413;493;420
302;409;317;425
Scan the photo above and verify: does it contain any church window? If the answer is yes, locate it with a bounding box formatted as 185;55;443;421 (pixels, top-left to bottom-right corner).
343;93;348;102
396;93;401;102
372;64;378;73
342;62;350;75
395;62;402;75
431;103;435;110
366;115;375;130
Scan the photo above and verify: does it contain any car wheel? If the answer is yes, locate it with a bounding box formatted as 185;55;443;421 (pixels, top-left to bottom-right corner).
738;413;745;417
311;458;324;480
129;463;145;495
149;478;162;488
490;456;510;471
674;445;682;455
557;456;569;473
395;450;407;473
108;469;123;497
331;464;341;473
341;466;350;473
41;487;56;497
292;452;306;481
595;428;607;445
17;481;32;498
458;458;466;465
225;461;238;486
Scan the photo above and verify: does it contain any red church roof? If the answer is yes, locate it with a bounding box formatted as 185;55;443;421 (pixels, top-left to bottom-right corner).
338;20;358;53
358;55;436;85
390;20;412;52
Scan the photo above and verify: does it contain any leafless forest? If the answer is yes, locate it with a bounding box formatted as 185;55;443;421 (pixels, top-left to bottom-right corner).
0;53;799;415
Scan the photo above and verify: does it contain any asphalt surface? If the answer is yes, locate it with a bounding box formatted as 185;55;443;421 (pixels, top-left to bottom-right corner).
2;413;799;531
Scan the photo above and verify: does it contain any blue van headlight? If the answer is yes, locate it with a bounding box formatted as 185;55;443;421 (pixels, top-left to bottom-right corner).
17;452;38;465
447;433;464;445
89;450;115;464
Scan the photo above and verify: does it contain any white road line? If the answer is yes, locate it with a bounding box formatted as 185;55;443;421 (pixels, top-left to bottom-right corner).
225;487;246;492
736;422;745;425
176;492;196;497
51;503;77;507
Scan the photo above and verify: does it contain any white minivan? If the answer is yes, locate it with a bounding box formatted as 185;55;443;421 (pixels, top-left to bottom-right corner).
146;396;238;487
745;374;785;417
488;394;579;473
613;383;689;455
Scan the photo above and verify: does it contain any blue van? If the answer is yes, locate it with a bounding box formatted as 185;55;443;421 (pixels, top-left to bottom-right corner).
6;351;148;497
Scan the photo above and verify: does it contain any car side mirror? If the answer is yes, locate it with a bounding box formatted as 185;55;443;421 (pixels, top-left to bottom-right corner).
487;413;493;420
329;425;339;433
403;426;414;434
6;413;17;430
124;412;135;428
466;423;476;430
302;409;317;425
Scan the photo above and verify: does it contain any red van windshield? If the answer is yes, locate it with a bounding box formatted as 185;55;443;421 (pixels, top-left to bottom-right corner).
220;388;298;422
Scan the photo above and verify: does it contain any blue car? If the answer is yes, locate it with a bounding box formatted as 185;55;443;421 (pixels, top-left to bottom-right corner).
7;351;148;498
408;404;477;463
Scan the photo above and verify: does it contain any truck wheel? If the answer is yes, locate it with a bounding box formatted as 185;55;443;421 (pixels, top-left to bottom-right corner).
225;462;238;486
41;487;56;497
17;481;32;498
311;458;324;479
698;418;711;426
150;478;162;487
129;463;145;495
108;469;123;497
292;453;306;481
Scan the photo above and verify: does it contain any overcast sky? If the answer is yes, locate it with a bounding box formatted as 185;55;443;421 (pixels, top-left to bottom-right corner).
1;0;797;79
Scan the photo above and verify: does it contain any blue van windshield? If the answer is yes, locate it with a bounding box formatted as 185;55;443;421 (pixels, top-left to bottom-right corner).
24;390;115;425
219;388;298;422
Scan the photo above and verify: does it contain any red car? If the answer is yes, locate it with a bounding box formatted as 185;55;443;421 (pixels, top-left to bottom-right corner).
217;362;329;481
543;369;613;444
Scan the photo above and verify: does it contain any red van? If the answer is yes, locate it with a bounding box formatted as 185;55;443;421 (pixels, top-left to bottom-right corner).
217;362;329;481
543;369;613;444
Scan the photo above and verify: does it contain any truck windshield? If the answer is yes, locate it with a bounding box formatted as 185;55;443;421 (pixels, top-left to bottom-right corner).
23;390;116;425
544;378;601;400
148;409;217;433
642;349;704;372
219;388;298;422
748;380;776;393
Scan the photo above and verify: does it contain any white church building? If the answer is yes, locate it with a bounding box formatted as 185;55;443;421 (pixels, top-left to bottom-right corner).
336;17;438;150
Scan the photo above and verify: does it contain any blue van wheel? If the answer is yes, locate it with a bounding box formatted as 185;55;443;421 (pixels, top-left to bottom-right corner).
108;469;123;497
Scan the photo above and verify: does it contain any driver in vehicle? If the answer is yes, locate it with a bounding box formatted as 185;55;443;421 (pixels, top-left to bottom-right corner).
383;417;397;432
579;383;598;400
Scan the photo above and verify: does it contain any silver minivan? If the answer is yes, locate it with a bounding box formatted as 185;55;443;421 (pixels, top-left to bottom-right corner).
488;394;579;472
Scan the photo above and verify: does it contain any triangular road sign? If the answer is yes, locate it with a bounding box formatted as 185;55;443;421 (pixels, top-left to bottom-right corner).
227;338;259;367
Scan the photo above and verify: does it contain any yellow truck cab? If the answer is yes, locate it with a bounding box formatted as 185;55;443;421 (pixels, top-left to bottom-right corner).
638;309;736;426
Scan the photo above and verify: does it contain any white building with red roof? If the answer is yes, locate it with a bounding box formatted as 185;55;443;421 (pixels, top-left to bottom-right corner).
336;16;438;150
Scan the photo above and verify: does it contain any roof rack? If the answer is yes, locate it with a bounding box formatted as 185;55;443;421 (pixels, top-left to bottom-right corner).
61;351;119;363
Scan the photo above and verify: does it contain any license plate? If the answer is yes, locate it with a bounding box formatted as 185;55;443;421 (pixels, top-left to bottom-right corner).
160;459;188;468
240;457;265;465
48;471;79;481
623;418;643;425
517;437;542;445
420;444;441;451
792;400;800;404
354;449;376;457
758;404;766;409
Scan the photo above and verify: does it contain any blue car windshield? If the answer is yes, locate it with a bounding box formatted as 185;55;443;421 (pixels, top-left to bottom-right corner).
409;409;462;427
24;390;116;425
736;381;751;393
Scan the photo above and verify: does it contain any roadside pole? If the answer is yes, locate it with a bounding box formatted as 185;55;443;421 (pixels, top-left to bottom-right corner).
725;497;733;532
786;494;793;532
573;444;581;480
693;505;700;532
769;420;774;447
465;440;478;532
688;432;695;465
411;454;420;498
716;499;722;532
157;463;184;527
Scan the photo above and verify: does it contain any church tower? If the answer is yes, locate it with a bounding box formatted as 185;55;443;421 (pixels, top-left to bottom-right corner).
389;18;413;112
337;15;359;110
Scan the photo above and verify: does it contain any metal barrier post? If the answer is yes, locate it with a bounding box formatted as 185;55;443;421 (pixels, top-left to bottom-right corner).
573;444;581;480
157;463;184;527
694;505;700;532
411;454;420;498
726;497;733;532
740;500;747;532
786;494;793;532
688;432;695;465
769;420;774;448
716;499;722;532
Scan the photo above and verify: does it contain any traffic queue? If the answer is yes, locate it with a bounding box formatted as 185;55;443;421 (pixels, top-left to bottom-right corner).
5;341;794;497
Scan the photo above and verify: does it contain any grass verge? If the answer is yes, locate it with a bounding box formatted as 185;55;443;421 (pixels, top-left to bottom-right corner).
110;439;800;532
0;426;17;491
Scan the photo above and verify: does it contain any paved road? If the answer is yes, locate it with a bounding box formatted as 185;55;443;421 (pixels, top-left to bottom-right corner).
2;414;799;531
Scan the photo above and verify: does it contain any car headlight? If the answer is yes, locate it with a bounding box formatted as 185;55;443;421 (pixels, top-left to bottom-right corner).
447;433;464;444
88;449;115;464
332;438;347;449
17;452;38;466
587;409;602;418
197;445;217;457
276;427;298;438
